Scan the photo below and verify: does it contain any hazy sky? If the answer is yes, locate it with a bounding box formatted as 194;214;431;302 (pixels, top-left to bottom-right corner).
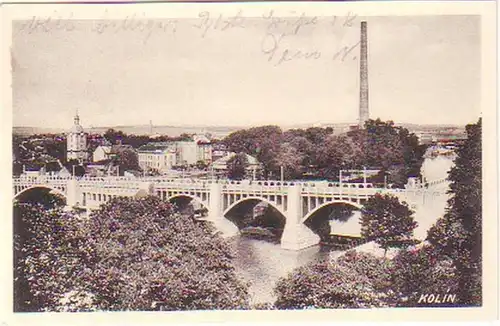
12;14;480;128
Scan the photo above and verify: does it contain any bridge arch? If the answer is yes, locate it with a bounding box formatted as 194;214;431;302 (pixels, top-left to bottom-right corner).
301;200;363;224
13;185;67;202
223;196;286;218
167;194;209;211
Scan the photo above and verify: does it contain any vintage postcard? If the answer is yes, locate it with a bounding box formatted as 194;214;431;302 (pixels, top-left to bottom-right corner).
0;1;497;324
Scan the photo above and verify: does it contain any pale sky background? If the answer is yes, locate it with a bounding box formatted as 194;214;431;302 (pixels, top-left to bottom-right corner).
12;15;480;129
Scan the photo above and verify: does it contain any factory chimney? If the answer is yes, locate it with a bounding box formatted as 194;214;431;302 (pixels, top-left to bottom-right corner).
358;21;369;128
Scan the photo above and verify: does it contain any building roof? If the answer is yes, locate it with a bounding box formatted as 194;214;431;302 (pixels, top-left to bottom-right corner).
137;142;176;153
193;134;211;144
69;124;85;133
110;144;134;153
212;152;260;169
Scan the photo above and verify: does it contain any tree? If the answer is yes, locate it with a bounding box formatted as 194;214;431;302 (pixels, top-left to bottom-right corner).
427;118;482;305
114;149;140;174
85;196;250;310
223;126;282;178
360;193;418;254
13;193;77;312
226;153;248;180
274;251;390;309
14;196;250;311
389;245;459;307
274;144;304;180
103;128;126;145
64;159;85;177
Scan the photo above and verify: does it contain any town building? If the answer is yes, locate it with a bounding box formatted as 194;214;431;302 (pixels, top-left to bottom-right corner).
211;152;262;179
66;111;88;162
137;142;178;173
136;134;214;173
93;144;135;162
175;134;213;166
211;143;229;162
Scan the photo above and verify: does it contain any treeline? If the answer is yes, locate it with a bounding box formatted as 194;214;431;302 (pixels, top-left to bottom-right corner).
222;119;427;187
14;196;250;312
272;118;482;308
100;129;195;148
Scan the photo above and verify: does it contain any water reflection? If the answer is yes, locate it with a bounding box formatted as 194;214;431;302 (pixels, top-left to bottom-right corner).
229;236;337;305
228;154;455;305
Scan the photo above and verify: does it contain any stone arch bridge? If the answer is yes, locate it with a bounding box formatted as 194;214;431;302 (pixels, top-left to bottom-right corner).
13;176;449;250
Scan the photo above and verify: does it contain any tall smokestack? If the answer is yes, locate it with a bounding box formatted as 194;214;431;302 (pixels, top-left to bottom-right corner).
359;21;369;128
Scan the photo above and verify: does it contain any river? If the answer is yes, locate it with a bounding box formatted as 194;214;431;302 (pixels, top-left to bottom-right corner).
228;154;456;305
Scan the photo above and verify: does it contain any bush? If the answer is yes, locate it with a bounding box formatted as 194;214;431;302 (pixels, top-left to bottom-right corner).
389;245;459;307
273;252;390;309
14;203;91;311
14;195;250;311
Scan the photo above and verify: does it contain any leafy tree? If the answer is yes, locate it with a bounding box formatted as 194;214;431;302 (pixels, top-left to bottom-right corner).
103;128;126;145
427;118;482;305
85;196;249;310
389;245;459;307
196;160;208;170
14;196;250;311
226;153;248;180
360;193;418;254
64;159;85;177
223;126;282;178
114;148;140;174
274;251;390;309
13;193;73;312
274;144;304;180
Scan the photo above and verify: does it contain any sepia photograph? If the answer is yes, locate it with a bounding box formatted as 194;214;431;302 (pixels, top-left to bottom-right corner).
1;1;497;323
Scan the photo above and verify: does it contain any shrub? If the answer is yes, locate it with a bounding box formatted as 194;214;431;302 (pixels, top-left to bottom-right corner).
273;252;390;309
389;245;459;307
14;195;250;311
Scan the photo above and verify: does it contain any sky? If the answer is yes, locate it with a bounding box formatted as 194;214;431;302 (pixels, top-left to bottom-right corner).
12;14;480;129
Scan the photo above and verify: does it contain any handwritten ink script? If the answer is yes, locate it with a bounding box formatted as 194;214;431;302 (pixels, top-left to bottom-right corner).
15;10;360;66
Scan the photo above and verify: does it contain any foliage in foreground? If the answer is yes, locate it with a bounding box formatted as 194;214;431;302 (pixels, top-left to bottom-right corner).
273;251;391;309
273;246;461;309
360;193;418;253
14;196;250;312
427;118;482;306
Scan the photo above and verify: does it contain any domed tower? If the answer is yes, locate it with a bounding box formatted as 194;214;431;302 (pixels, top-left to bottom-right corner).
67;110;88;162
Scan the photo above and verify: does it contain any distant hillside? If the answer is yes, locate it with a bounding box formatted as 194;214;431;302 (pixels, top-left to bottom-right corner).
13;122;465;138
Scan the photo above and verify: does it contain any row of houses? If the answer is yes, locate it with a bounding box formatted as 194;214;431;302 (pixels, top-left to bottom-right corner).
136;135;213;172
90;134;261;176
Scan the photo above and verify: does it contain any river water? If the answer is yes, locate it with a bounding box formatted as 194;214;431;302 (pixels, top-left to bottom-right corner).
228;154;455;305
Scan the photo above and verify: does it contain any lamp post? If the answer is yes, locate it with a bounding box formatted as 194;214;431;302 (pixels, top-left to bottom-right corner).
280;166;284;182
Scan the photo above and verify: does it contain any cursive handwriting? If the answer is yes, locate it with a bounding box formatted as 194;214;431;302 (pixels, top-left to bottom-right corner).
332;41;360;61
92;11;177;44
16;9;360;66
192;10;245;38
261;32;321;66
17;11;75;34
262;10;318;37
331;11;358;28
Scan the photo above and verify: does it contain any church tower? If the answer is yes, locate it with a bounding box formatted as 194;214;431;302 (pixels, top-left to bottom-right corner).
67;110;88;162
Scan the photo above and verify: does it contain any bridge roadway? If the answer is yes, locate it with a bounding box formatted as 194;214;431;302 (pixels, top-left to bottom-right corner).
13;175;449;250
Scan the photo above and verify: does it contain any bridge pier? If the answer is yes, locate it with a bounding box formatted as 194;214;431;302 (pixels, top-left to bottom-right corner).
207;182;238;237
281;185;320;250
65;178;81;210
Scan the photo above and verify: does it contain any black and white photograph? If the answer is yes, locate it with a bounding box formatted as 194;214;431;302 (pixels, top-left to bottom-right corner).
2;1;497;323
